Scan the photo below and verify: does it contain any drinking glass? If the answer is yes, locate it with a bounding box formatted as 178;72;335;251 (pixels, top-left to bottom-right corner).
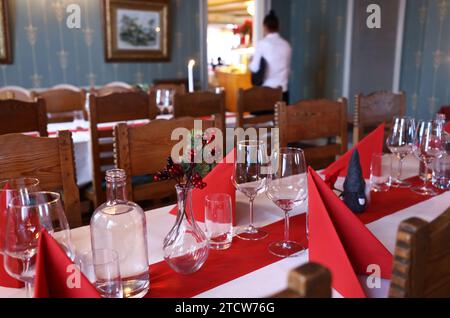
73;110;87;129
0;178;40;254
370;153;392;192
233;140;268;241
205;193;233;250
386;116;415;188
156;89;174;114
412;120;445;196
266;148;307;257
78;249;123;298
3;191;75;297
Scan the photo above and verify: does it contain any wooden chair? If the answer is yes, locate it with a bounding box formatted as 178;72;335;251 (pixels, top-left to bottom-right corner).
275;99;348;170
153;78;188;92
0;91;13;100
87;91;158;208
0;86;34;102
271;263;332;298
114;117;221;204
236;86;283;128
173;91;226;150
0;98;48;137
389;207;450;298
0;131;82;228
92;81;136;97
353;91;406;145
33;84;87;123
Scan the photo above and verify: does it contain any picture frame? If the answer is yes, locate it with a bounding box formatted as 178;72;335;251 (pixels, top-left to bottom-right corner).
103;0;171;62
0;0;12;64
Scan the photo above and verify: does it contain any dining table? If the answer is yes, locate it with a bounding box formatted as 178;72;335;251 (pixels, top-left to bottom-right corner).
1;155;448;298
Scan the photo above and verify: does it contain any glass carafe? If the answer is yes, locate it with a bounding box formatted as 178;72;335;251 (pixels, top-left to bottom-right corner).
90;169;149;298
163;185;209;275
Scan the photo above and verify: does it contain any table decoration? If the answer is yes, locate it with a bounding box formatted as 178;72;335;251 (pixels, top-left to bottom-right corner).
90;169;149;298
168;149;236;224
34;230;100;298
308;168;393;298
342;150;367;213
323;123;385;179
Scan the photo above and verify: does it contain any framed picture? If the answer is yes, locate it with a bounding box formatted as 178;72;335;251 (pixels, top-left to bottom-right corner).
0;0;12;64
103;0;171;62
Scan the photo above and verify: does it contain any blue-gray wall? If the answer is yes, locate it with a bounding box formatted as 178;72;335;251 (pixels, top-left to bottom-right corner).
1;0;201;89
272;0;348;103
400;0;450;120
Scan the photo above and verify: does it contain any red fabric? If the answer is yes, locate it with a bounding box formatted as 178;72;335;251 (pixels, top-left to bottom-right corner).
439;106;450;120
323;124;385;179
146;215;308;298
169;149;236;224
34;230;100;298
308;168;393;298
0;183;24;288
445;122;450;134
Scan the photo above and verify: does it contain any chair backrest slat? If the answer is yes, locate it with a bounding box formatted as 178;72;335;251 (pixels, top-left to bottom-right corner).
0;86;34;102
389;207;450;298
0;131;82;227
0;98;48;137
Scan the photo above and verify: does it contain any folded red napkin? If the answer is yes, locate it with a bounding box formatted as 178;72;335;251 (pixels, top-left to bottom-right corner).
323;123;385;179
445;122;450;134
169;150;236;224
0;183;25;289
34;230;100;298
308;167;392;298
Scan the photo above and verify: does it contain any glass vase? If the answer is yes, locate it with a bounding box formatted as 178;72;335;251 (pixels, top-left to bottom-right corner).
163;185;209;275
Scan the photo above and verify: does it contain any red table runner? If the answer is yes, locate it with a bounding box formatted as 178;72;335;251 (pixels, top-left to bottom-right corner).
146;177;445;298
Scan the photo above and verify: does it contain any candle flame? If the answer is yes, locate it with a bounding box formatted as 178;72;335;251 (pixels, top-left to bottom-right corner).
188;59;196;68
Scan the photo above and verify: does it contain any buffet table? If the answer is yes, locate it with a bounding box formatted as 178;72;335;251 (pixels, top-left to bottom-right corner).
1;157;448;298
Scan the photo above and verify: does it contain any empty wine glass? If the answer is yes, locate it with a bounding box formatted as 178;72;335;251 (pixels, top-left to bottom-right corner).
386;116;415;188
412;120;445;196
3;192;74;297
0;178;40;254
266;148;307;258
233;140;268;241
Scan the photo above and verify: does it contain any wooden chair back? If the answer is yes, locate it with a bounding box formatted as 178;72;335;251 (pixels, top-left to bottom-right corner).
153;78;188;92
151;83;186;96
237;86;283;128
275;99;348;170
114;117;220;203
0;98;48;137
88;91;158;207
271;263;332;298
389;207;450;298
353;91;406;144
0;86;34;102
34;85;86;123
92;82;136;97
0;131;82;227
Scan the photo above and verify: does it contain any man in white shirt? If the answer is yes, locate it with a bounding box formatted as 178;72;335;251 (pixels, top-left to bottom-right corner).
249;10;292;103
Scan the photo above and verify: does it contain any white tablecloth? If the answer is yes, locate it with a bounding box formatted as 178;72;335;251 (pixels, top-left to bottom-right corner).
1;157;448;298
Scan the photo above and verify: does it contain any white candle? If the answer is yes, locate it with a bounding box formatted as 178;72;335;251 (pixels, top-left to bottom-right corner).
188;59;196;93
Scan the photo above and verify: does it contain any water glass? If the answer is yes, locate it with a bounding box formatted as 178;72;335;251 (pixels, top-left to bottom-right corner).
370;154;392;192
73;110;87;129
78;249;123;298
205;194;233;250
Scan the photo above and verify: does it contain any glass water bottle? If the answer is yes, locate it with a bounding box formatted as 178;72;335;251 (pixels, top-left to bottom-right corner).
90;169;150;298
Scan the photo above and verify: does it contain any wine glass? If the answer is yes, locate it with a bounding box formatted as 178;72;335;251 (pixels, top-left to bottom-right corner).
412;120;445;196
386;116;416;188
233;140;268;241
3;192;74;297
0;178;40;254
266;148;307;258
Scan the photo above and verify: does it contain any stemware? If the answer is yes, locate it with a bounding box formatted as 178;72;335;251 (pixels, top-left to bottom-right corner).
233;140;268;241
3;192;74;297
386;116;415;188
412;120;445;196
266;148;307;258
